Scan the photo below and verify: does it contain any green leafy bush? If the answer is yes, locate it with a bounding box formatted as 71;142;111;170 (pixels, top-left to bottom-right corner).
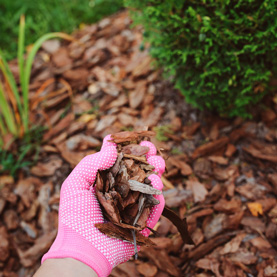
125;0;277;117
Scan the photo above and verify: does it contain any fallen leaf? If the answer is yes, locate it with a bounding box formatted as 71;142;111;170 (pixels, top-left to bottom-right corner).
250;237;272;251
247;202;263;217
243;145;277;163
214;198;241;214
225;144;237;157
17;230;57;267
241;216;266;233
220;233;246;255
66;134;101;151
208;156;228;165
229;248;257;265
186;180;208;203
137;263;158;277
139;247;181;276
31;156;62;177
0;226;9;261
192;137;229;159
204;213;227;240
195;258;221;277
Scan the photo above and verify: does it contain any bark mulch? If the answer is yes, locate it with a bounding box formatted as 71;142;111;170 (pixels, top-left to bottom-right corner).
0;10;277;277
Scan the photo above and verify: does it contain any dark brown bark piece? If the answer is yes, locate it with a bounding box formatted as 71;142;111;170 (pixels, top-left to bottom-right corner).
95;222;155;246
122;144;150;156
111;131;155;143
162;206;194;245
95;190;121;223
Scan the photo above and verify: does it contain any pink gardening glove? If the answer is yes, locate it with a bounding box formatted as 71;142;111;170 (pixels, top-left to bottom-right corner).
42;135;165;277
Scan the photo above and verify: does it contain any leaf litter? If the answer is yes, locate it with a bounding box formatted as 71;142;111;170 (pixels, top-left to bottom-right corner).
0;10;277;277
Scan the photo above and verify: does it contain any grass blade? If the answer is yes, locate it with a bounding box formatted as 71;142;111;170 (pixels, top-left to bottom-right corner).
0;82;17;135
18;15;25;98
22;32;74;130
0;51;24;126
0;113;7;135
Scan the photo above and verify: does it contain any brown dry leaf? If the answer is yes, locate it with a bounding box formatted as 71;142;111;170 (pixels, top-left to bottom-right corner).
188;233;233;260
191;228;204;246
132;55;152;77
250;237;272;251
52;47;72;68
220;233;246;255
151;237;173;249
163;188;193;208
129;81;147;109
235;183;267;200
204;213;227;240
247;202;263;217
208;156;228;165
261;108;276;123
223;210;244;230
137;263;158;277
137;106;164;127
195;258;221;277
42;39;60;53
118;113;136;126
43;113;74;141
66;134;101;151
17;230;57;267
30;156;62;177
221;258;245;277
225;144;237;157
95;115;117;133
14;177;42;208
193;158;212;179
106;94;128;109
214;198;241;214
243;145;277;163
192;137;229;159
111;130;155;143
209;123;219;140
0;226;9;261
0;175;14;186
186;180;208;203
229;248;258;265
56;141;95;166
3;210;19;230
170;157;192;176
110;262;140;277
241;216;266;233
139;247;181;276
256;198;277;213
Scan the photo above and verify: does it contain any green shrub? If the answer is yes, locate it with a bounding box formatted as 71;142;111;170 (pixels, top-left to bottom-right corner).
124;0;277;117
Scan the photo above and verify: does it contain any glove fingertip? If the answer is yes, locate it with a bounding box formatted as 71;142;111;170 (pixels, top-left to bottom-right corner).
101;134;117;149
140;141;157;158
98;146;118;170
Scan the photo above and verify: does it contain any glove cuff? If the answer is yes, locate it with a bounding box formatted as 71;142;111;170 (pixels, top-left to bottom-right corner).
42;222;112;277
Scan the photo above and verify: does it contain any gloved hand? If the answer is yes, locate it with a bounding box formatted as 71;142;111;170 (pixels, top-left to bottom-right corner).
42;135;165;277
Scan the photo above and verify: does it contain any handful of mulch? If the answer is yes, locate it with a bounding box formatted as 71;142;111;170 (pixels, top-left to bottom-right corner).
94;131;193;257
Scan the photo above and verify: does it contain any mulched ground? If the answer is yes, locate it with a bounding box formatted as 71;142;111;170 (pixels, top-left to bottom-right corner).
0;10;277;277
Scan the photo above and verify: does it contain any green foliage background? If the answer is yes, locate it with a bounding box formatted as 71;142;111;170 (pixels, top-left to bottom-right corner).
0;0;123;60
124;0;277;117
